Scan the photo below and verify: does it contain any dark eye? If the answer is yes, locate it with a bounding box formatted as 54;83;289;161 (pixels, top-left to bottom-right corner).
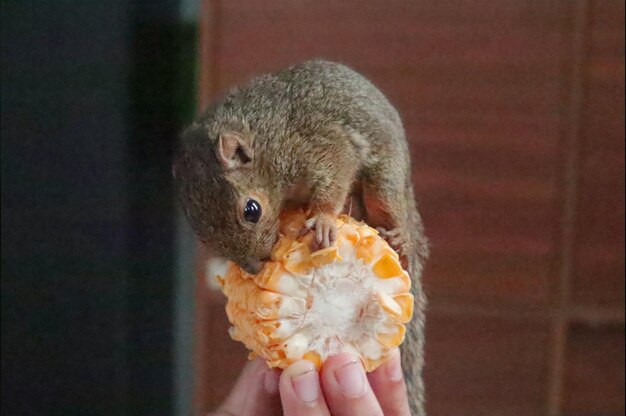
243;198;262;223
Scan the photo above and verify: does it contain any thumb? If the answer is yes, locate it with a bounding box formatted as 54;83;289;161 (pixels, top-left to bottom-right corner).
216;358;282;416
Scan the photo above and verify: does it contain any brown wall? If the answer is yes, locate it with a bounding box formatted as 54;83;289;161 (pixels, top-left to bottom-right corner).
193;1;625;415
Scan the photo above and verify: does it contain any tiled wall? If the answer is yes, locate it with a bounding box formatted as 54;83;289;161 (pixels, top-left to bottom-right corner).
193;1;625;414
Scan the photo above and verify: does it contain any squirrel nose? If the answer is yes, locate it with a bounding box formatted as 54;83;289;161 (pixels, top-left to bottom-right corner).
241;259;264;275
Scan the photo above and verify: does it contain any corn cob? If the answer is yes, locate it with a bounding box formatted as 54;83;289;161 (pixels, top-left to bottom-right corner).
217;210;413;372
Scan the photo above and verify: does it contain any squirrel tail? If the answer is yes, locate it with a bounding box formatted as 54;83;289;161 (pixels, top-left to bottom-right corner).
400;179;429;416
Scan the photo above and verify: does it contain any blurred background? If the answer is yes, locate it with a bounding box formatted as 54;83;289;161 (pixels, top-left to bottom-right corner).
2;1;624;416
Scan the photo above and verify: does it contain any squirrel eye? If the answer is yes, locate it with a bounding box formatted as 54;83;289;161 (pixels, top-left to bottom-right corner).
243;199;262;223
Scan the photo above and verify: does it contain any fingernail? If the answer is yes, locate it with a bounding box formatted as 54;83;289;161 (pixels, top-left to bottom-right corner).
264;369;280;394
335;359;365;397
287;361;319;403
385;351;403;382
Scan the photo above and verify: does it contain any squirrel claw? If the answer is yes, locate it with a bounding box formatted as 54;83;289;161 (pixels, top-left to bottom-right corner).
304;213;337;248
377;227;412;270
377;227;411;256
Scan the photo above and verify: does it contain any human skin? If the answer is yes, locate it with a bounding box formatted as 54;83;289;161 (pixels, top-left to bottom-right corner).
210;349;411;416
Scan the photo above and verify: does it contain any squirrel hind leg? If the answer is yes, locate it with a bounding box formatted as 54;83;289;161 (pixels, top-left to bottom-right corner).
361;179;412;260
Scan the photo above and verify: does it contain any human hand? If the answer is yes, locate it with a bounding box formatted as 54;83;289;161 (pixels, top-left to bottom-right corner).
210;348;410;416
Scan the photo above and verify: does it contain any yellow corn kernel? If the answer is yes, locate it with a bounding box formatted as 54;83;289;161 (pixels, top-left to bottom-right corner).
283;243;314;275
375;323;406;348
391;293;414;324
355;235;382;263
303;351;322;369
271;238;296;261
372;252;404;279
310;246;342;267
362;355;389;373
377;292;403;317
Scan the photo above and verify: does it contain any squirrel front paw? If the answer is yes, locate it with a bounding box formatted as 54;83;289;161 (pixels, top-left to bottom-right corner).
304;213;338;248
377;227;412;268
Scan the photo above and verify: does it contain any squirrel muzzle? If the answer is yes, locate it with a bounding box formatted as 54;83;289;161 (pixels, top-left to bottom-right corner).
240;259;264;275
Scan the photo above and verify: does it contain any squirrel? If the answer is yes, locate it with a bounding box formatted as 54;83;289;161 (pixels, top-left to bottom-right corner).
173;59;429;415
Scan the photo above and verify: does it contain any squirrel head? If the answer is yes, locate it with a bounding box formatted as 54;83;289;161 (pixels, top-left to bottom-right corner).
173;124;279;274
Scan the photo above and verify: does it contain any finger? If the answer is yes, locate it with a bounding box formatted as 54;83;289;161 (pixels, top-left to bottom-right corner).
280;360;330;416
329;224;337;245
322;222;330;247
367;349;411;416
219;358;282;416
303;217;316;235
320;353;383;416
316;220;324;245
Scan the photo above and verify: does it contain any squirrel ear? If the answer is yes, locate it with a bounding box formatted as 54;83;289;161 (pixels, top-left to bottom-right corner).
216;132;253;169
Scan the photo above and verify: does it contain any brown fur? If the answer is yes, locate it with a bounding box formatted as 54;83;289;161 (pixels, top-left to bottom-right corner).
173;60;429;415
